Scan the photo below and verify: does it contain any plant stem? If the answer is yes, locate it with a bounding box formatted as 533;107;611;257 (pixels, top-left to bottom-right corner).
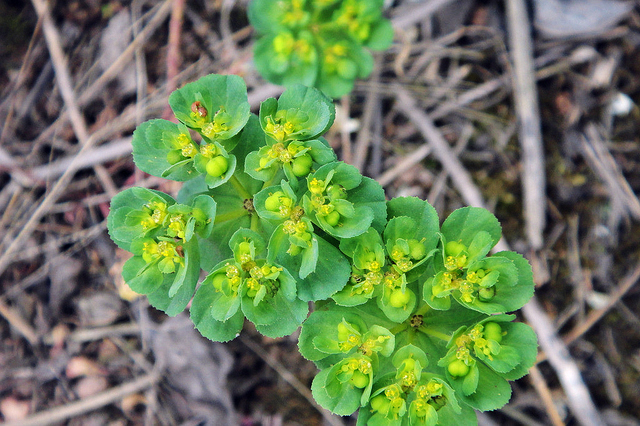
418;326;451;342
414;303;432;317
390;322;408;335
215;208;247;224
229;175;252;200
250;213;259;233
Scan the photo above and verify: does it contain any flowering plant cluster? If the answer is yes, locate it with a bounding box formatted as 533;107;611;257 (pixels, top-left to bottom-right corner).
107;74;537;425
248;0;393;98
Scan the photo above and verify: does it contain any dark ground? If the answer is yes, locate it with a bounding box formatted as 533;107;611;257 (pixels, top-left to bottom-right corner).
1;0;640;425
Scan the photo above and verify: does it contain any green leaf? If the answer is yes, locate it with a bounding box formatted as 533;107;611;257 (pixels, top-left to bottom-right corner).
261;85;335;141
386;197;440;252
311;162;362;191
321;355;374;415
364;18;394;50
167;237;200;298
132;119;199;181
378;283;417;323
244;146;284;183
298;310;369;361
229;228;267;260
122;256;165;294
252;32;319;89
169;74;250;141
440;207;502;252
270;229;350;301
191;194;216;238
306;138;337;165
191;280;244;342
447;361;512;412
492;321;538;381
197;263;241;322
489;251;535;312
107;187;175;251
347;177;388;234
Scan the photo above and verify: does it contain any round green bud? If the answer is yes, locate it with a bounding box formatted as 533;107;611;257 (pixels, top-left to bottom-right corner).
265;191;285;212
445;241;466;257
325;210;341;227
389;288;411;308
206;155;228;177
299;231;312;242
483;322;503;343
447;359;470;377
167;149;183;165
327;184;347;200
408;239;427;260
350;370;369;388
370;395;390;413
291;153;313;176
431;283;446;298
478;286;495;302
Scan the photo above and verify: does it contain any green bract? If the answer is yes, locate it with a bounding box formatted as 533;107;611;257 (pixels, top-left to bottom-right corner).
107;73;538;425
249;0;394;98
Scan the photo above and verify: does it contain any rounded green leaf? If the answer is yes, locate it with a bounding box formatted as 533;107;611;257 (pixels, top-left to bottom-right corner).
132;119;200;181
440;207;502;253
168;74;250;141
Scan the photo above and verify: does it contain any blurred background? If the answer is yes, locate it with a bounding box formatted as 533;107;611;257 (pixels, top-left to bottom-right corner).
1;0;640;424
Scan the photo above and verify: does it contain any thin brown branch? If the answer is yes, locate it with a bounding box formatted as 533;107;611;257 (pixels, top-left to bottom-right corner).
3;372;160;426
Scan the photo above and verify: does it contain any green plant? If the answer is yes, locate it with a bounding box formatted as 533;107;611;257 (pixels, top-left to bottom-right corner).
248;0;394;98
107;73;537;425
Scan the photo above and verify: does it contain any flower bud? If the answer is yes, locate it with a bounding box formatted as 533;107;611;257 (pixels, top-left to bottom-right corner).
206;156;228;177
291;153;313;176
325;210;340;227
389;288;411;308
447;359;470;377
483;322;503;343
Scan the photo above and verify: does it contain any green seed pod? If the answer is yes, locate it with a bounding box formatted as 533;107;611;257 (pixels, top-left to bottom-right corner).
206;155;229;177
483;322;503;343
370;395;390;413
291;153;313;176
447;359;470;377
326;184;347;200
389;288;411;308
478;286;495;302
350;370;369;388
325;210;341;227
445;241;466;257
408;239;427;260
265;191;285;211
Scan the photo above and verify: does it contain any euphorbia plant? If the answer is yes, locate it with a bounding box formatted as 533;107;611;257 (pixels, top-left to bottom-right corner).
248;0;394;98
107;73;537;425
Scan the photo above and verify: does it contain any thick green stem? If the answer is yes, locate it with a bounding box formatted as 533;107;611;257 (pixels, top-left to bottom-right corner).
215;208;247;224
229;175;252;200
250;213;259;233
414;303;432;317
390;322;408;335
418;326;452;342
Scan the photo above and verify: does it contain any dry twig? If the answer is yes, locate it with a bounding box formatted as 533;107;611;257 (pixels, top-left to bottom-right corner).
505;0;546;250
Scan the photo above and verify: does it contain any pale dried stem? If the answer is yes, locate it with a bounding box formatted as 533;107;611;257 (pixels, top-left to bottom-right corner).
3;372;160;426
506;0;546;250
